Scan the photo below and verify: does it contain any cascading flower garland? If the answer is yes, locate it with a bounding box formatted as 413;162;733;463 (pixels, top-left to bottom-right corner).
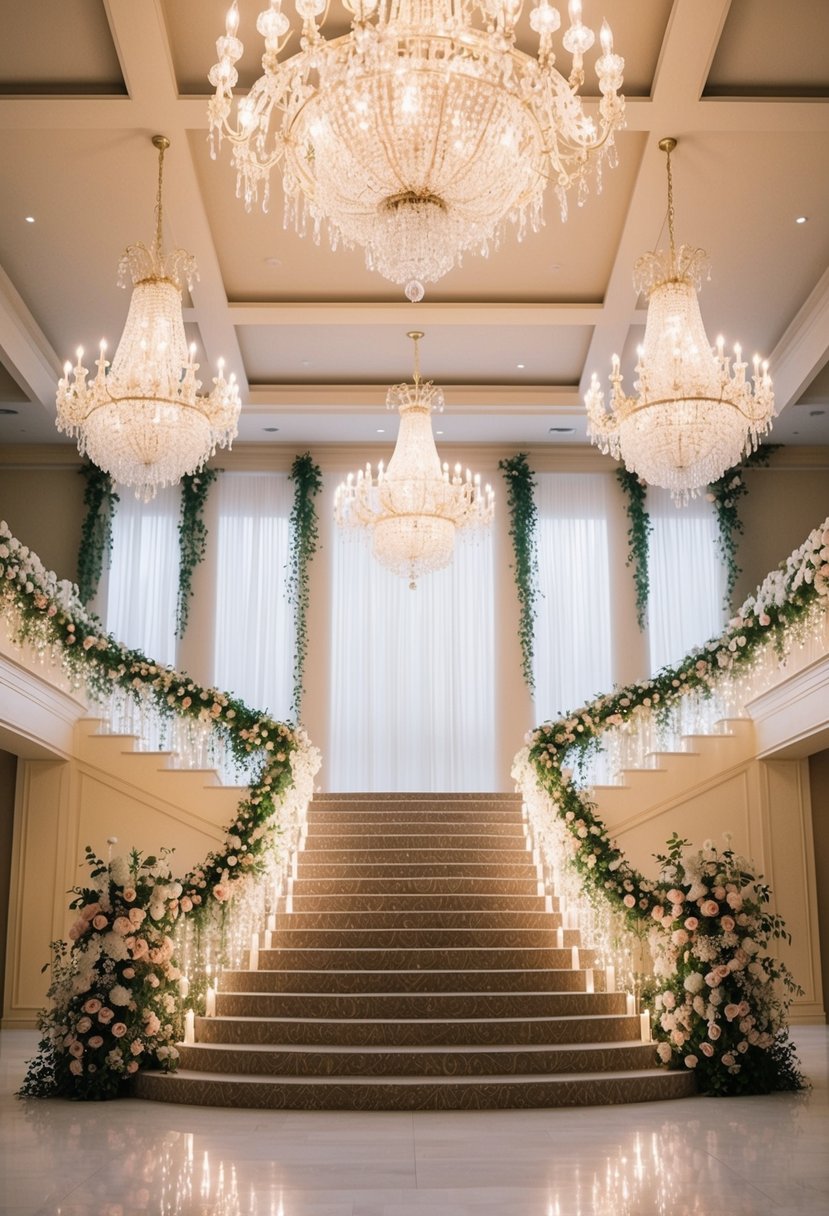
515;514;829;1094
286;452;322;718
707;445;780;611
0;519;320;1098
498;452;539;689
615;467;651;629
176;468;218;638
76;462;119;606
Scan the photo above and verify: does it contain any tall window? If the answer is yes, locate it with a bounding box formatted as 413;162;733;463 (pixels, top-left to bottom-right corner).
533;474;613;720
106;486;180;666
329;531;495;792
647;487;725;671
213;473;294;720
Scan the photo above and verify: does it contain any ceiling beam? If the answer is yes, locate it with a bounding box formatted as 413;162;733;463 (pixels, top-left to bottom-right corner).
245;385;581;411
0;265;62;410
770;264;829;413
222;302;611;327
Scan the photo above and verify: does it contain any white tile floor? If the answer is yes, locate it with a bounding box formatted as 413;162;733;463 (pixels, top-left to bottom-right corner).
1;1027;827;1216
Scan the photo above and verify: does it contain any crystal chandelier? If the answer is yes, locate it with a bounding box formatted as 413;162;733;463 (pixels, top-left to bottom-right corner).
585;137;774;504
208;0;625;301
334;331;494;586
56;136;241;501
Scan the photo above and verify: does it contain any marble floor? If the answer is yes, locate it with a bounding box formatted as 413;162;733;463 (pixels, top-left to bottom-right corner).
1;1027;827;1216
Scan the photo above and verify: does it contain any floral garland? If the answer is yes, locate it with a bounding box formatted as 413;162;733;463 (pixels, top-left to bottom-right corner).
498;453;539;689
176;468;218;638
76;462;119;605
515;514;829;1094
707;445;780;610
0;519;320;1098
615;467;651;629
286;453;322;718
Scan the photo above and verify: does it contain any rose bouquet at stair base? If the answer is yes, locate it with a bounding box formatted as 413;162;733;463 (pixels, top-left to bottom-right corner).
648;833;805;1096
19;847;184;1100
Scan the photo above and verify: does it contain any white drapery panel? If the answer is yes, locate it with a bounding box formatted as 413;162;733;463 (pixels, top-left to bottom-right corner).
329;530;495;792
647;487;725;672
106;485;180;667
533;473;613;720
213;472;294;721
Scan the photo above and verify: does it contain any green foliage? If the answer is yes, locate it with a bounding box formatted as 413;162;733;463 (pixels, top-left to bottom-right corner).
76;463;119;605
176;469;217;638
707;445;780;611
615;467;651;629
287;453;323;718
498;453;539;690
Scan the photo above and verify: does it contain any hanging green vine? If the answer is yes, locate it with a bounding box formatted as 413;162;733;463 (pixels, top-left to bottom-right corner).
707;445;780;611
498;452;539;691
287;452;323;719
76;462;119;605
615;467;652;629
176;469;218;638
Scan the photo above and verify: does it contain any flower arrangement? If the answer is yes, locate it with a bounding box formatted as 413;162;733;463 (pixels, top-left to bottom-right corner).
20;848;185;1100
1;519;321;1097
515;515;829;1094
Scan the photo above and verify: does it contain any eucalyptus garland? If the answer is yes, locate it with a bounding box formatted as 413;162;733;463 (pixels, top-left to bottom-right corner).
76;462;119;605
615;467;652;629
176;469;218;638
707;446;780;610
287;453;323;718
498;453;539;690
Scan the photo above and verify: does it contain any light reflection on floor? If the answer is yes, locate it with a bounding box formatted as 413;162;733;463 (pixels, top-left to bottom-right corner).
2;1028;827;1215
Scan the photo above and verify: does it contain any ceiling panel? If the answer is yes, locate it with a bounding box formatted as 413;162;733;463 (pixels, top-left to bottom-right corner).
706;0;829;97
0;0;125;95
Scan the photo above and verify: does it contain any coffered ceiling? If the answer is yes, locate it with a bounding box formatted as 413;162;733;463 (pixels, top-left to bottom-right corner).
0;0;828;452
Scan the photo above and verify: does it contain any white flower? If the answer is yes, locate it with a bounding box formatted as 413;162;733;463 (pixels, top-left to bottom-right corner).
109;984;131;1006
683;972;705;994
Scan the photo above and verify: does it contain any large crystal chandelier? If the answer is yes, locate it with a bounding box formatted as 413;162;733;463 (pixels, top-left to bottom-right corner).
334;332;494;586
585;137;774;503
208;0;625;301
56;136;241;501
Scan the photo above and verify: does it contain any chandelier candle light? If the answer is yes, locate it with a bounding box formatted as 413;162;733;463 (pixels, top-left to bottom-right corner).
208;0;624;301
585;137;775;504
334;331;494;587
56;136;241;501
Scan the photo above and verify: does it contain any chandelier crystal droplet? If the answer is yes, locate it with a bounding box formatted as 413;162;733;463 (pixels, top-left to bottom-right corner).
208;0;625;299
334;331;495;587
585;137;774;504
55;135;241;501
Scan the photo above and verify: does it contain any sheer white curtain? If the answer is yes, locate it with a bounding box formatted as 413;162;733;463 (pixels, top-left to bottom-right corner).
533;474;614;721
106;485;180;666
213;473;294;720
647;487;725;672
329;530;495;792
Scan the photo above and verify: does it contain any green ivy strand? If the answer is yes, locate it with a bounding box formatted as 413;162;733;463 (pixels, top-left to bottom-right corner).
176;469;218;638
76;462;119;605
498;453;539;690
615;467;651;630
707;445;780;611
287;453;323;718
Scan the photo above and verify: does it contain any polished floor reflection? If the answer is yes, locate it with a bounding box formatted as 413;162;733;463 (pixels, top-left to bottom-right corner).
1;1027;827;1215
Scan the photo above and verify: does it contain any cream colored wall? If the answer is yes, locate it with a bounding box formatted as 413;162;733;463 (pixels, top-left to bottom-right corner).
0;463;86;582
0;749;17;1010
809;749;829;1020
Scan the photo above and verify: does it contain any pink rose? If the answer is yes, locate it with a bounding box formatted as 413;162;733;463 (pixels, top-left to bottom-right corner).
83;998;102;1015
666;889;684;905
708;1024;721;1041
88;1035;104;1049
81;903;101;921
92;914;108;931
76;1016;92;1034
684;1055;698;1069
720;915;735;932
700;1042;714;1057
180;896;193;914
69;1059;83;1076
127;1060;140;1074
724;1003;741;1021
684;917;699;931
130;1039;144;1056
671;929;689;946
699;900;719;918
131;939;149;960
122;888;137;903
623;894;636;908
726;891;743;911
128;908;145;927
68;1040;84;1058
111;1022;127;1038
213;883;230;903
98;1008;115;1024
651;905;664;920
122;968;135;980
112;917;133;936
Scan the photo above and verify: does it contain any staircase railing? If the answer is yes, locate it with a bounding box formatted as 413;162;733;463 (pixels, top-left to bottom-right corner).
0;520;320;1098
514;515;829;1095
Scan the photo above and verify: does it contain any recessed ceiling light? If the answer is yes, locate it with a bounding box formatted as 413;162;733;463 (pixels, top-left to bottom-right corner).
376;428;385;433
796;216;808;224
25;216;34;224
301;359;311;367
435;429;444;435
516;363;525;369
262;426;279;432
549;426;575;434
0;407;19;415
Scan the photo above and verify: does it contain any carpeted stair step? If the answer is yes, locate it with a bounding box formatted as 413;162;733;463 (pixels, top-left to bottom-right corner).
297;847;533;866
265;927;570;949
174;1040;660;1078
217;966;592;994
256;946;596;971
291;877;543;897
308;815;526;831
295;862;540;880
276;910;564;930
213;989;615;1020
134;1067;695;1110
289;892;548;912
302;832;529;852
195;1011;641;1047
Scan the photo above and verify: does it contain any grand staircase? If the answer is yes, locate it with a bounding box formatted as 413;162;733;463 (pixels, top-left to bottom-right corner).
135;794;695;1110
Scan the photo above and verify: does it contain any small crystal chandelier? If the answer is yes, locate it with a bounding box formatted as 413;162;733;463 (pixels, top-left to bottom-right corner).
334;332;494;587
208;0;625;301
56;135;240;501
585;137;775;504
